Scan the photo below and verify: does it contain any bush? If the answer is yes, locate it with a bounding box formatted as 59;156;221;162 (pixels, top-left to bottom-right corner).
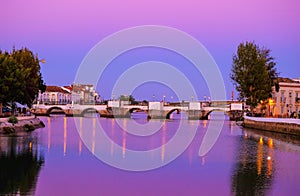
3;127;15;134
8;115;18;124
24;124;35;132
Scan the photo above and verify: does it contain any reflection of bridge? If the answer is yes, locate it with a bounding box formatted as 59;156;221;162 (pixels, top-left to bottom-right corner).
31;100;243;120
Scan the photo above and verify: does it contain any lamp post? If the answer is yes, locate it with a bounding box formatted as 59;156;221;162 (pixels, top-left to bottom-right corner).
39;59;46;64
268;98;274;117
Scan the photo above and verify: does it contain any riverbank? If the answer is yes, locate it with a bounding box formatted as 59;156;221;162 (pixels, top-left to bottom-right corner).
0;116;45;134
243;116;300;136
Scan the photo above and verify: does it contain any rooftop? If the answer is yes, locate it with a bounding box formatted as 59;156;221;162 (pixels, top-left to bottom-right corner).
278;77;300;84
46;86;70;94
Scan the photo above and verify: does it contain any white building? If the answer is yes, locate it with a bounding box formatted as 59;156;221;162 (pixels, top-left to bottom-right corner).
66;84;96;104
37;84;99;105
270;77;300;117
37;86;71;105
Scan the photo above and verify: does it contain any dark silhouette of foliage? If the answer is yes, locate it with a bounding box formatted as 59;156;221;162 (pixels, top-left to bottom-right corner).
0;48;46;109
230;42;278;112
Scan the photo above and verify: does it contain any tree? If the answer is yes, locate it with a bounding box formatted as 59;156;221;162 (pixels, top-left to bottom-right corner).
230;42;278;113
0;47;46;112
11;48;46;107
118;95;137;104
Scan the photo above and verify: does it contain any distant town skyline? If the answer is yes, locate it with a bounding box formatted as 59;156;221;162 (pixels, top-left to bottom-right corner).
1;0;299;101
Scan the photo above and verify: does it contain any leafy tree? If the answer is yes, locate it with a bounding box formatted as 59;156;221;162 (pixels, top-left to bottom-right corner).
0;48;46;112
0;52;24;107
11;48;46;107
230;42;278;113
118;95;137;104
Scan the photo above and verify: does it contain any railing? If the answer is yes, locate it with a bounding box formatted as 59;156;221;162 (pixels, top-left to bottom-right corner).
35;101;72;105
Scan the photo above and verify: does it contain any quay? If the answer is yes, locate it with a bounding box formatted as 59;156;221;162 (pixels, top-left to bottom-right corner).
243;116;300;136
0;116;45;134
31;100;244;120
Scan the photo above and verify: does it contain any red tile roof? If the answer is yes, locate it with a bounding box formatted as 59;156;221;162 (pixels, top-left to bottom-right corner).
46;86;70;93
277;77;300;84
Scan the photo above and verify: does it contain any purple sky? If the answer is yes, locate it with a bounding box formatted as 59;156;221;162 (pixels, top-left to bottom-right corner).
1;0;299;101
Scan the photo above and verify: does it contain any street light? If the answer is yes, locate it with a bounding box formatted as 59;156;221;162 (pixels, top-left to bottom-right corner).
39;59;46;64
267;98;275;117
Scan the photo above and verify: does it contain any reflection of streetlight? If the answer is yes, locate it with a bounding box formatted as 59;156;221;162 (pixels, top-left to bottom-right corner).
152;94;155;101
163;95;166;103
204;95;207;101
191;95;194;101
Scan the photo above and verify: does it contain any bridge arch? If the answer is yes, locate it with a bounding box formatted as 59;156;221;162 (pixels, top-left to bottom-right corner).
166;108;181;119
201;108;228;120
47;106;65;115
81;108;99;117
126;108;148;118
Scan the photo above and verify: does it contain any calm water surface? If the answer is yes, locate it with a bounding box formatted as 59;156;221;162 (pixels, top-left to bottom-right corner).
1;113;300;195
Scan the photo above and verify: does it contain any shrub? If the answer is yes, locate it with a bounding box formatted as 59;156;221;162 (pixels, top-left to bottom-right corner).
3;127;15;134
8;115;18;124
24;124;35;132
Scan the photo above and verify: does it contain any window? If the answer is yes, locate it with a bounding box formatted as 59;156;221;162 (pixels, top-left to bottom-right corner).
289;92;292;98
281;106;284;114
280;91;285;102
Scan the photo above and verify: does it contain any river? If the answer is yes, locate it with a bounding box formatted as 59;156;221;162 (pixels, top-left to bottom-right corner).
0;112;300;195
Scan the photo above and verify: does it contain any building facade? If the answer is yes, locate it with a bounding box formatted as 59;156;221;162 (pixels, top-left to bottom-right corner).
67;84;96;104
37;84;98;105
270;77;300;117
37;86;71;105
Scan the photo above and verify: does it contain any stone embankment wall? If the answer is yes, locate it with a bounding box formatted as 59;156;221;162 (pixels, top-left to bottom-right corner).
243;116;300;136
0;116;45;134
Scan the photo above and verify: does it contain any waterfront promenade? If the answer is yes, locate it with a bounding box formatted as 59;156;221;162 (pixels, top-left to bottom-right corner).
244;116;300;136
0;115;35;123
0;115;44;133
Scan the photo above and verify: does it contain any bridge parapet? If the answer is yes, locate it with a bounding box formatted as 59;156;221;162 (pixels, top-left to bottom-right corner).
31;101;244;120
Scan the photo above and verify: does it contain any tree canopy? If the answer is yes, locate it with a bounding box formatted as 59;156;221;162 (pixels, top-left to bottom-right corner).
230;42;278;111
118;94;137;104
0;48;46;108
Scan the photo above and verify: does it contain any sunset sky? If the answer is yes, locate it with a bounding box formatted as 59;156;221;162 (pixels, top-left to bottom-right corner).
1;0;299;101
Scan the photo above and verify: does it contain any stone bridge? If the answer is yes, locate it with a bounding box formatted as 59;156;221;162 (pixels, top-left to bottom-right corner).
31;100;243;120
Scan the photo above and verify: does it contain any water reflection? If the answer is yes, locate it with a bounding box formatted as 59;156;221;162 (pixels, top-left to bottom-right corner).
231;132;274;195
0;136;44;195
1;116;299;195
63;117;67;156
47;117;51;151
122;119;126;158
161;121;166;163
79;117;83;155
